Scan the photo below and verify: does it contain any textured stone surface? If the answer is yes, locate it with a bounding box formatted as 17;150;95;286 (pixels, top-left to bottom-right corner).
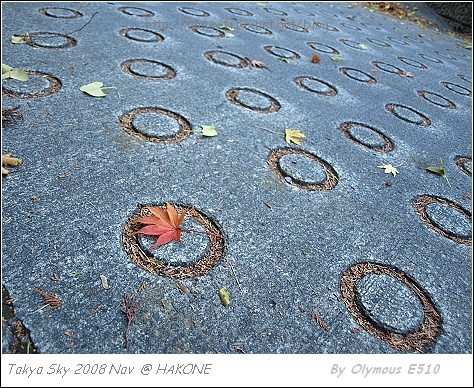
1;2;472;355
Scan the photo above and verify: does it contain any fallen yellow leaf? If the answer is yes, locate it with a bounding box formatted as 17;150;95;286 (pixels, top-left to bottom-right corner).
2;152;22;175
285;129;306;146
378;163;399;177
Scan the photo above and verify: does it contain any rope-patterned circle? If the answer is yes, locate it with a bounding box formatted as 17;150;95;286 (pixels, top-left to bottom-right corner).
413;195;471;246
386;104;431;126
340;262;441;352
454;156;472;177
204;51;247;68
226;88;280;113
417;91;455;109
118;107;190;143
122;204;224;278
2;71;61;98
267;148;338;191
121;59;175;80
340;122;393;152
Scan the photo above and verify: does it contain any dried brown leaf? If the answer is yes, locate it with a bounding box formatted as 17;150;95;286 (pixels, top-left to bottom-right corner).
50;273;60;282
177;282;189;294
2;152;23;175
233;344;246;353
249;59;269;69
100;275;109;290
121;292;140;348
34;287;63;312
2;106;23;127
310;54;321;63
311;310;328;330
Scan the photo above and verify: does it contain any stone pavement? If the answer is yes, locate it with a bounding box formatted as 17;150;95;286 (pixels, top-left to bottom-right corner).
1;2;472;356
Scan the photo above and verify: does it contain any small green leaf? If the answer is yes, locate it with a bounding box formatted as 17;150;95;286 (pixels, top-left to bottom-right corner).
9;69;28;81
359;44;368;50
80;82;116;97
256;2;266;6
200;125;217;137
465;45;472;50
2;63;13;73
218;288;230;306
426;158;451;187
11;35;26;44
426;166;445;175
331;57;341;62
219;25;234;31
278;58;290;63
2;64;28;81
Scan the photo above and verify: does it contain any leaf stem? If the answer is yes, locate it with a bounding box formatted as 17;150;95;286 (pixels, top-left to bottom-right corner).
254;124;283;135
444;174;452;188
226;258;242;292
181;229;222;238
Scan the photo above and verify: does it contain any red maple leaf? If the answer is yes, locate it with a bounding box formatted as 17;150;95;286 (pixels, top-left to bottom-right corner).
135;203;185;249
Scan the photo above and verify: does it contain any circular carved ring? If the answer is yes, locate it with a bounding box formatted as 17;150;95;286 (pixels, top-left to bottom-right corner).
226;88;280;113
121;59;175;80
122;204;225;278
118;107;191;143
267;148;339;191
454;156;472;177
340;262;441;352
2;71;61;98
413;195;471;246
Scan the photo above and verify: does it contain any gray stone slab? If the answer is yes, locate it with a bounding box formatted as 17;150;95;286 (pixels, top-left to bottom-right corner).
1;1;472;356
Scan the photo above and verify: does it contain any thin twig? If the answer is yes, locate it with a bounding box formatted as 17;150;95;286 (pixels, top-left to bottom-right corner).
137;245;149;259
254;124;283;135
28;304;49;315
68;12;99;34
226;259;242;292
17;12;98;43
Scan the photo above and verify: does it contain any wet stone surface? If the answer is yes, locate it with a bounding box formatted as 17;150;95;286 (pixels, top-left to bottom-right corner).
1;2;471;357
